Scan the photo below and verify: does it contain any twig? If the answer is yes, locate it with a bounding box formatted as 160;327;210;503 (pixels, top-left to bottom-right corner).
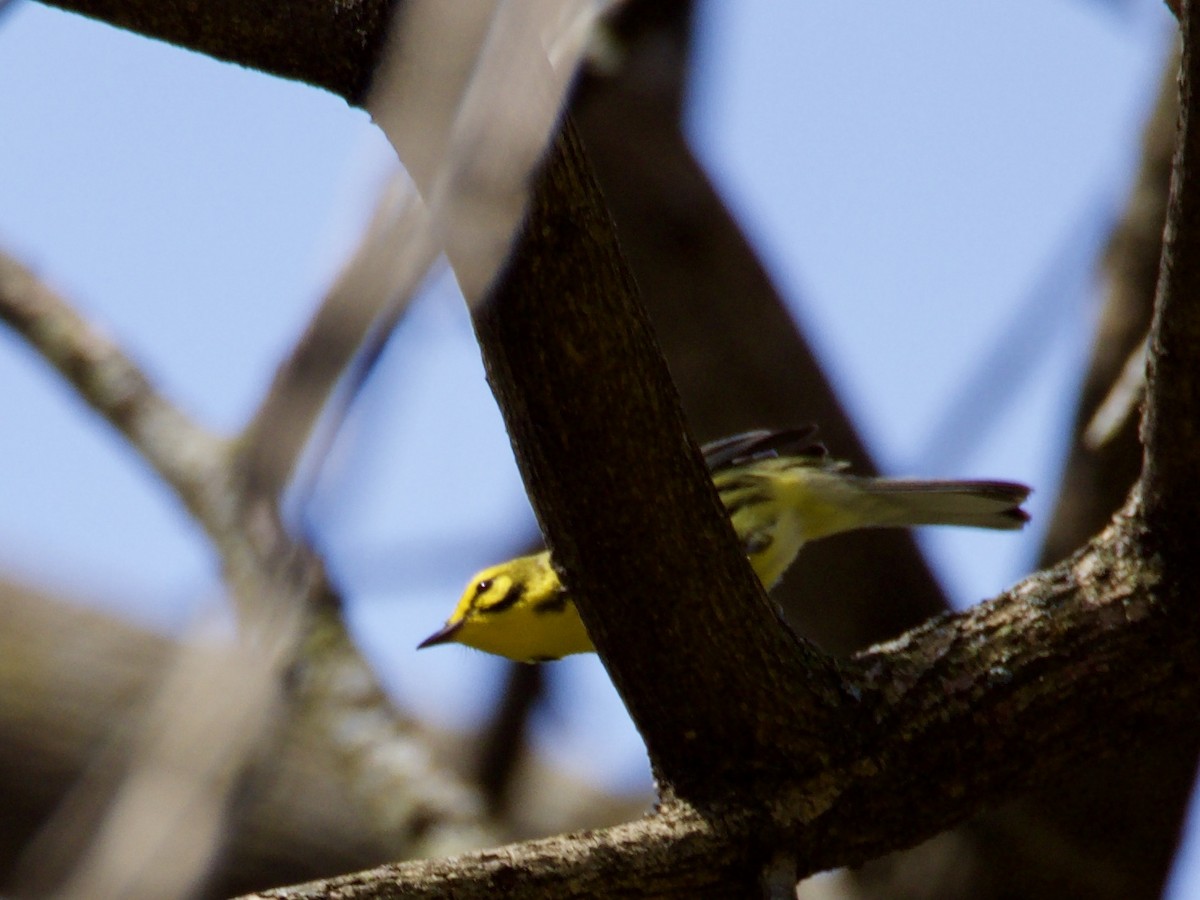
238;173;438;498
1084;335;1149;450
475;662;545;815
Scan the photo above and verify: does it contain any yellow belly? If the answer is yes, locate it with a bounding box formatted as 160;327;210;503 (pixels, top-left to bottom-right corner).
455;601;594;662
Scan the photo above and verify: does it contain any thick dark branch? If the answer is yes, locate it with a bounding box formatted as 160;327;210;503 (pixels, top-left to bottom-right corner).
246;514;1200;897
824;513;1192;867
473;120;851;796
963;47;1196;900
1144;11;1200;526
38;0;393;101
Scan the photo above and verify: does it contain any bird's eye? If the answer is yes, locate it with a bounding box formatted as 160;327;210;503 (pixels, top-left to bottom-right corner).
475;579;493;595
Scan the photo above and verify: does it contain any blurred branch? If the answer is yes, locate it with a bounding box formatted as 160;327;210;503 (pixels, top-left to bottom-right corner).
22;594;307;900
913;194;1114;473
0;263;297;892
0;580;488;896
0;251;229;521
474;663;545;817
1039;48;1178;569
1084;336;1148;449
0;246;488;893
366;0;614;306
240;0;615;500
238;173;437;498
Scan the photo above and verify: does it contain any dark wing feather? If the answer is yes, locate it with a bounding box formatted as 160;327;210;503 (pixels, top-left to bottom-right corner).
701;427;825;473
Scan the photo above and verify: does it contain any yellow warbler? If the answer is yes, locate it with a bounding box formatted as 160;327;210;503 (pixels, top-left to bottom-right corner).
419;428;1030;662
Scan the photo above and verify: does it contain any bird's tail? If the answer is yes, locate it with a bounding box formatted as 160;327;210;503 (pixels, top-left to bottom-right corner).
852;478;1031;531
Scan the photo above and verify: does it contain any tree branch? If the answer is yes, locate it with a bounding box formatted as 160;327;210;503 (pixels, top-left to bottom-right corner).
38;0;393;101
246;808;756;899
1143;10;1200;531
0;251;229;522
237;174;435;498
473;119;853;798
245;512;1199;897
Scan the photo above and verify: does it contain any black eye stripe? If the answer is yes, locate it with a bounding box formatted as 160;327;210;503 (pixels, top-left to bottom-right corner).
480;582;524;614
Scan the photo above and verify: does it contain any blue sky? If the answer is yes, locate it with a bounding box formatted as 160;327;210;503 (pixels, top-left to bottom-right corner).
0;0;1190;892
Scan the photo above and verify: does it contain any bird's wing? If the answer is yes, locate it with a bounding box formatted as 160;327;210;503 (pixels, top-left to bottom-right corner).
701;427;825;473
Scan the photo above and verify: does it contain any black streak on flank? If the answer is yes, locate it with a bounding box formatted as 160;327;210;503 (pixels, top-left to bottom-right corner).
722;491;769;520
483;582;525;615
716;475;762;494
532;587;569;615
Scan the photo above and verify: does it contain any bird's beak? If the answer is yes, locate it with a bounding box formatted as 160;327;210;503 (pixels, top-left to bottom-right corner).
417;620;463;650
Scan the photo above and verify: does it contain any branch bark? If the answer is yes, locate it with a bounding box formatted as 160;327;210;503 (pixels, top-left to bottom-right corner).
250;809;752;900
1143;12;1200;528
472;118;852;800
245;513;1198;897
39;0;393;101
